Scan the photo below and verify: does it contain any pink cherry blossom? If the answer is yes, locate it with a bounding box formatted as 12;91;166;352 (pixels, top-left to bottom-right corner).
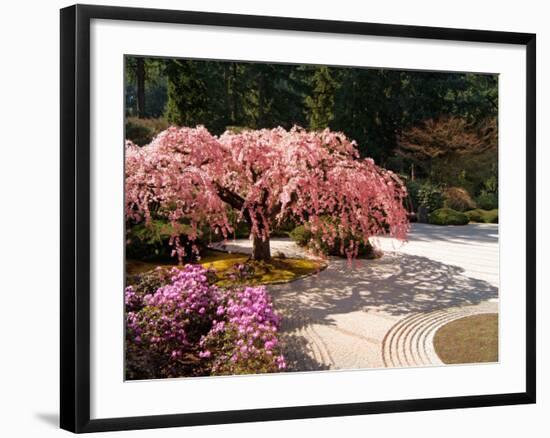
125;126;409;261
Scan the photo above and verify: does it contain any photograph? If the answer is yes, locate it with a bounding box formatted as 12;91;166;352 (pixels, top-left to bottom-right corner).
123;56;499;380
0;0;542;435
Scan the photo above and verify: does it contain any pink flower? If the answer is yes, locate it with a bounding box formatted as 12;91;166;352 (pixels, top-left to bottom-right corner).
125;126;409;264
125;265;286;378
276;355;286;370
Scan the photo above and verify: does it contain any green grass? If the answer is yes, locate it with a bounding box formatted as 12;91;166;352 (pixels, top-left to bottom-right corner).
434;313;498;364
126;249;325;287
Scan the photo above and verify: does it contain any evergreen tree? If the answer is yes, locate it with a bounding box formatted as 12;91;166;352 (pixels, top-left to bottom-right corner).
304;66;337;131
164;59;208;127
125;55;498;190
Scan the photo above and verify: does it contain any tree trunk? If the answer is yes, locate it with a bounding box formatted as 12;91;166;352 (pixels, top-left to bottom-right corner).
136;58;146;118
252;235;271;261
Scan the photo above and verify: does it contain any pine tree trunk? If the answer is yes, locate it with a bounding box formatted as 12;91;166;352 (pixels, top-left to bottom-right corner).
252;235;271;261
136;58;145;118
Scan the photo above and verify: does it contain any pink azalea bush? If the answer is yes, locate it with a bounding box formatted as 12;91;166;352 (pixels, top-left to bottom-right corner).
125;264;285;379
125;126;409;261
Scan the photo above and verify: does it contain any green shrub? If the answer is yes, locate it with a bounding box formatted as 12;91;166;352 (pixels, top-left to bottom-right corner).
229;221;250;239
404;178;421;211
417;183;444;213
428;208;469;226
465;208;499;224
336;238;379;258
443;187;476;211
127;220;172;261
271;219;297;238
125;117;169;146
476;192;498;210
487;209;499;224
289;225;311;247
126;220;197;261
289;224;379;258
430;149;498;198
465;209;485;223
483;175;498;193
224;209;251;239
126;268;173;300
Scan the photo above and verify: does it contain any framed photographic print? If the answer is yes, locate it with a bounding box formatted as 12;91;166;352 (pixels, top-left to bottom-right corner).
60;4;536;433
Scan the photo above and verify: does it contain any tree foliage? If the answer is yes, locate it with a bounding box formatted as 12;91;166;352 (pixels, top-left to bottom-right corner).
165;59;209;127
304;66;337;130
125;126;409;261
124;57;498;168
397;116;497;178
125;57;167;118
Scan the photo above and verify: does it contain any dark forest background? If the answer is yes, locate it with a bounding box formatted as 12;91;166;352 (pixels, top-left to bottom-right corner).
125;56;498;209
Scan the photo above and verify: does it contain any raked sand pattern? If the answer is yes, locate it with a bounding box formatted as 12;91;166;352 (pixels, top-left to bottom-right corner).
212;223;499;371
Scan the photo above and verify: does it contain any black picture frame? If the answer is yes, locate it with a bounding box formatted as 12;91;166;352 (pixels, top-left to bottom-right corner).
60;4;536;433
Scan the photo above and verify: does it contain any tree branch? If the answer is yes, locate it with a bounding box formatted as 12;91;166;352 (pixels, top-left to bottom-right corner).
213;183;245;211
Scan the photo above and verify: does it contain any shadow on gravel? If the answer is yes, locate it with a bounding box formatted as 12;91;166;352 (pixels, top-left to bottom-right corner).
279;333;331;372
270;252;498;331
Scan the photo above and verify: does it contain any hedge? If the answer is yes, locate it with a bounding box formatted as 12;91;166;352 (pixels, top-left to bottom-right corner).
428;208;469;226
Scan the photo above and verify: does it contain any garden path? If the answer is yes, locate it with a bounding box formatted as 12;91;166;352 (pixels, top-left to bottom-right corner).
211;223;499;371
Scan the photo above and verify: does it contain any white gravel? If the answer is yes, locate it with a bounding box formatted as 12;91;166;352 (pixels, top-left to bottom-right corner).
211;223;499;372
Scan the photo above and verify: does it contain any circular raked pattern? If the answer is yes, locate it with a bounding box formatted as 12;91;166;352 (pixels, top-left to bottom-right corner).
382;301;498;368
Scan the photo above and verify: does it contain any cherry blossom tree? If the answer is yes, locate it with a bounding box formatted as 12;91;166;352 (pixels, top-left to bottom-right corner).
125;126;409;261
